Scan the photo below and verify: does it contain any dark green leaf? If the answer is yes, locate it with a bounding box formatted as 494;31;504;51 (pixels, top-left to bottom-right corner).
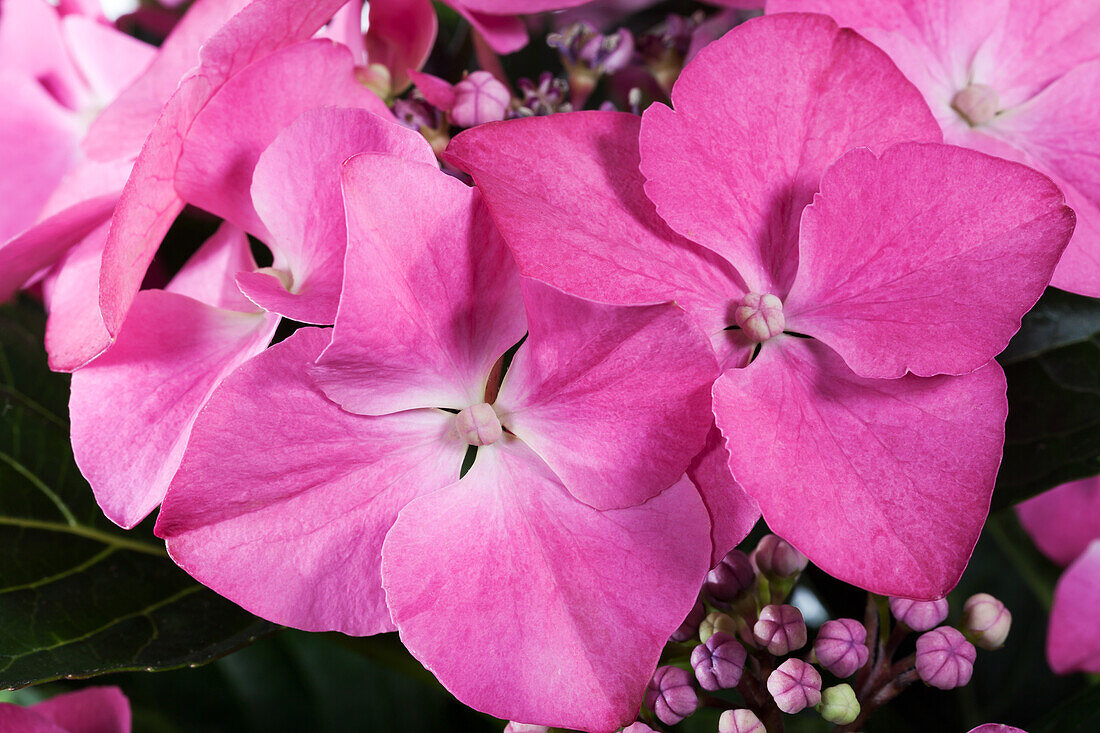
995;289;1100;510
0;299;276;689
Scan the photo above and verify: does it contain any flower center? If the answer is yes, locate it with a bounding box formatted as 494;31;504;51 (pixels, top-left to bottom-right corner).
455;403;502;446
734;292;785;343
951;84;999;127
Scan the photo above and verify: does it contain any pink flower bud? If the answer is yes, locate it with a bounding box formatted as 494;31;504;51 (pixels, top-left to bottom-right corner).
967;726;1027;733
622;724;658;733
454;403;502;446
704;548;755;603
669;598;705;643
691;631;747;691
699;611;737;643
644;666;698;725
503;724;548;733
450;71;511;128
916;626;976;690
752;534;807;577
767;658;822;714
951;83;999;126
813;618;870;678
719;709;766;733
961;593;1012;650
889;596;949;631
753;604;807;655
734;293;785;342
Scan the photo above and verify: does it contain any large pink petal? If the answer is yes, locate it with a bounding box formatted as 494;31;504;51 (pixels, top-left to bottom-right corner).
0;0;85;107
712;337;1006;599
43;221;111;371
639;13;942;295
60;15;155;104
366;0;438;91
71;291;278;529
1017;477;1100;568
785;143;1073;379
175;39;388;240
31;687;131;733
312;154;525;414
689;424;761;565
451;6;529;55
445;111;746;360
0;705;67;733
246;107;436;324
382;441;711;732
1047;540;1100;674
156;327;465;634
164;222;258;312
458;0;589;12
496;280;717;510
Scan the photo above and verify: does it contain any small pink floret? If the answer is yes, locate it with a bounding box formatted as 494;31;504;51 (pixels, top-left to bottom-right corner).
455;402;503;446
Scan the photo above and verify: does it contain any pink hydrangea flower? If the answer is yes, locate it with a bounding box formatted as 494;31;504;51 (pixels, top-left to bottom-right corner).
155;154;720;730
0;687;130;733
769;0;1100;297
445;14;1074;599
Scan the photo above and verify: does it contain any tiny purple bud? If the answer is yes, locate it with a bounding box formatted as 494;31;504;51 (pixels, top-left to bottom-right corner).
450;71;511;128
704;549;755;603
961;593;1012;650
690;631;747;691
718;709;766;733
669;598;705;643
578;28;635;75
753;604;807;655
644;666;698;726
752;534;807;577
951;83;999;126
734;293;785;342
915;626;977;690
813;619;870;678
767;658;822;714
889;596;949;632
454;403;502;446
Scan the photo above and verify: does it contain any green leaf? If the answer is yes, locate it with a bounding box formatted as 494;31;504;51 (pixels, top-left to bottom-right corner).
0;299;276;689
995;289;1100;510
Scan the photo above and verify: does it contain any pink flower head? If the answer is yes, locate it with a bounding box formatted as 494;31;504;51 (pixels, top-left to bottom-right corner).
0;687;130;733
445;13;1074;599
770;0;1100;297
156;154;720;730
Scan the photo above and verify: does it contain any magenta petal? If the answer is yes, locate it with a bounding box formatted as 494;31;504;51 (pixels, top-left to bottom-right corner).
0;705;67;733
31;687;131;733
366;0;438;91
60;15;155;103
408;69;456;111
639;13;941;295
785;143;1073;379
382;441;711;732
247;106;436;324
43;222;112;372
689;425;761;565
452;6;528;55
445;112;744;339
312;154;525;414
1017;477;1100;568
713;338;1005;599
71;292;277;528
156;328;465;634
496;280;717;510
1048;540;1100;675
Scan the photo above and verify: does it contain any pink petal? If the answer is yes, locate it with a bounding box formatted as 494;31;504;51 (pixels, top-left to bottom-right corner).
1048;540;1100;674
451;6;529;55
639;13;941;295
408;69;456;111
366;0;438;91
71;291;277;528
785;143;1073;379
156;327;466;634
1017;477;1100;567
312;154;525;414
164;222;258;312
445;111;746;359
246;107;436;324
712;337;1006;599
43;221;112;371
175;39;388;240
31;687;131;733
496;279;717;510
382;441;711;732
689;425;761;565
60;15;155;104
458;0;590;11
0;0;85;107
0;705;67;733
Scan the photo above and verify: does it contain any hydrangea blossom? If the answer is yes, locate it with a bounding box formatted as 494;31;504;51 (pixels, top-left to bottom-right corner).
155;153;720;730
445;13;1073;598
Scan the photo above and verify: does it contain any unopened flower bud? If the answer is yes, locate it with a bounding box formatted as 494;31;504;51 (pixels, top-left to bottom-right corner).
450;71;511;128
704;549;755;603
952;83;999;126
699;611;737;643
816;683;860;725
889;596;949;632
767;658;822;714
690;632;746;691
813;619;869;678
644;666;698;725
503;724;548;733
916;626;976;690
734;293;785;343
753;534;807;577
967;726;1027;733
455;403;502;446
754;604;807;655
961;593;1011;650
669;598;705;643
621;724;658;733
718;709;766;733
